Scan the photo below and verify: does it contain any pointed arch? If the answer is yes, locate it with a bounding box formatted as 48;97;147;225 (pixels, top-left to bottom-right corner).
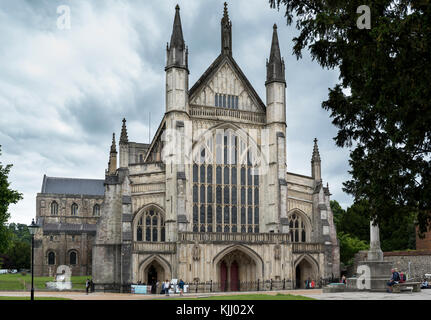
293;254;320;289
191;123;265;234
138;254;172;282
287;208;312;242
293;254;319;271
133;203;166;242
212;244;264;277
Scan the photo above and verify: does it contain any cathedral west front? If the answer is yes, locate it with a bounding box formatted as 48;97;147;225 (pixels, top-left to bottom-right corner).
34;3;339;292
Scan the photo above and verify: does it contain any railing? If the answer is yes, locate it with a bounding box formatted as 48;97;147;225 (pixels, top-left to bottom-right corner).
133;242;176;253
292;243;324;253
190;105;266;124
130;279;330;294
131;183;165;194
178;232;290;244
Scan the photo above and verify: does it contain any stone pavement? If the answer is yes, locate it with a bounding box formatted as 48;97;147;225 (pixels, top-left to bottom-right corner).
1;289;430;300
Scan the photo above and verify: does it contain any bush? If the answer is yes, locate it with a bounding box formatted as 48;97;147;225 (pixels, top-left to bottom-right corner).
338;232;369;266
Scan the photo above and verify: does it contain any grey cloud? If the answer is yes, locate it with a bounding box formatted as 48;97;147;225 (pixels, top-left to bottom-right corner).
1;0;353;224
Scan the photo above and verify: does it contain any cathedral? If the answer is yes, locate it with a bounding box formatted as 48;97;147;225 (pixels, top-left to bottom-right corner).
34;3;339;292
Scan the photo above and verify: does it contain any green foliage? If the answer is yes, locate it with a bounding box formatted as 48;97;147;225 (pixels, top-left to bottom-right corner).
338;232;369;265
2;241;30;270
0;145;23;253
330;199;416;263
7;223;31;245
270;0;431;231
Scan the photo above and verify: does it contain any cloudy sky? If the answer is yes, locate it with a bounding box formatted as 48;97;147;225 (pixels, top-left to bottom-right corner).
0;0;353;225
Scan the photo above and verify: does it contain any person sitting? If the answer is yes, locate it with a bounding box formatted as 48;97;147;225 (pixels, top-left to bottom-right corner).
386;269;401;293
341;275;346;284
421;279;429;289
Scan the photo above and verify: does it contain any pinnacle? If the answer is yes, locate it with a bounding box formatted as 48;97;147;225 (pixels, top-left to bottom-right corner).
120;118;128;144
110;133;117;153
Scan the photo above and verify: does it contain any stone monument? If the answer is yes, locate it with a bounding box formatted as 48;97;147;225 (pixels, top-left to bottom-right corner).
346;220;392;291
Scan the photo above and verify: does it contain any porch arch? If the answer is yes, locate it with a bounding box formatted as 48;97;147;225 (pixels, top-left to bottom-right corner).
293;254;319;289
138;254;172;284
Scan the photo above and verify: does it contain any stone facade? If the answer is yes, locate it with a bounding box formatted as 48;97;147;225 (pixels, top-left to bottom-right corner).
34;4;340;291
90;4;339;293
33;175;104;277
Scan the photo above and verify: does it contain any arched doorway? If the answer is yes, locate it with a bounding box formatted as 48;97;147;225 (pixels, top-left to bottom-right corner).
143;260;165;293
217;249;256;292
294;256;318;289
295;265;301;289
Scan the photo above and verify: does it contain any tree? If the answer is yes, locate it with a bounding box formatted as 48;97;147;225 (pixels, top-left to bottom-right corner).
338;232;369;265
330;199;416;252
270;0;431;232
8;223;31;245
1;241;30;270
0;145;23;253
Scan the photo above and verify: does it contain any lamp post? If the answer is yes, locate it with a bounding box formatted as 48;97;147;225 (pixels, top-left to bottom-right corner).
28;219;40;301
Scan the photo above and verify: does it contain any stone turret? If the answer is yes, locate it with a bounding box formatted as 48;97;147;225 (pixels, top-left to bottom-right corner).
266;24;285;85
221;2;232;56
264;23;287;233
166;4;188;71
119;118;129;168
311;138;322;181
165;5;189;114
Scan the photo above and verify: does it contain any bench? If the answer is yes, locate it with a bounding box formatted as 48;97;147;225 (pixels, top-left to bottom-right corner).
392;282;421;293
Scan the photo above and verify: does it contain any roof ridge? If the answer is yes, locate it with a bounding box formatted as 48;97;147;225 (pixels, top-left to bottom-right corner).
45;176;104;181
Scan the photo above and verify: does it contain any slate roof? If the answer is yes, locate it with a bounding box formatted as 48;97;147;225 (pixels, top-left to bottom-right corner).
43;223;97;234
41;175;105;196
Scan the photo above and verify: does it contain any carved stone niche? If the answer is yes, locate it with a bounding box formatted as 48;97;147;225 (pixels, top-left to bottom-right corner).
192;240;201;261
274;244;281;260
274;238;281;260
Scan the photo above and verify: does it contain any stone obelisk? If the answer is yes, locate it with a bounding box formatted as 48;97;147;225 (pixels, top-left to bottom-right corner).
346;219;392;291
367;220;384;261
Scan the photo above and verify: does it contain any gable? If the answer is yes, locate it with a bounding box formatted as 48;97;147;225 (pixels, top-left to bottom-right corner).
189;55;266;113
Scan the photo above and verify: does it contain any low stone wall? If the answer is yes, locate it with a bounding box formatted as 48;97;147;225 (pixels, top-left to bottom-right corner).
350;250;431;280
383;251;431;280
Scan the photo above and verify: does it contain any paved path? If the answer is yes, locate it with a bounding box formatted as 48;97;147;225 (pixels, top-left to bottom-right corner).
0;289;318;300
1;289;430;300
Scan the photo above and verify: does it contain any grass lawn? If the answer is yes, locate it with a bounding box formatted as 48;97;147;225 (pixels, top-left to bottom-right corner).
0;296;72;300
0;274;89;291
169;293;315;300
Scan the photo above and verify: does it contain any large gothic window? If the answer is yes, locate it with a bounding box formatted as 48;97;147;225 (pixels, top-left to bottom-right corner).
51;201;58;216
136;208;165;242
192;128;260;233
289;212;307;242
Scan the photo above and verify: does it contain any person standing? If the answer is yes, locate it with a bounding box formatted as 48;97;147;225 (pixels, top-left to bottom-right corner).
85;278;90;295
178;279;185;296
164;279;170;296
